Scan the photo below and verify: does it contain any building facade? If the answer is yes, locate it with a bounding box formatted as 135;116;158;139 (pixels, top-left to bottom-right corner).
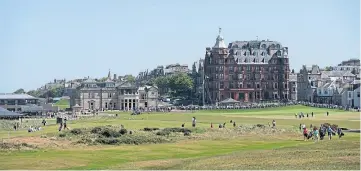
73;78;159;111
289;73;298;101
203;28;290;104
0;94;39;112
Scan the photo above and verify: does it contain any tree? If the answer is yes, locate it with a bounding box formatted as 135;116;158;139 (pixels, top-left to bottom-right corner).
13;88;25;94
99;77;108;82
324;66;332;71
154;76;170;95
124;75;136;83
168;73;193;98
191;62;199;96
291;69;295;73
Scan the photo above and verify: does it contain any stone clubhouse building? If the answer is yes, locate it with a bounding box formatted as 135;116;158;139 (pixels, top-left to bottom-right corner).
71;73;159;111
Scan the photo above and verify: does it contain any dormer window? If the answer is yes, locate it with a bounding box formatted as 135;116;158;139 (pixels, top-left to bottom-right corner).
277;51;281;56
276;44;280;49
262;44;266;49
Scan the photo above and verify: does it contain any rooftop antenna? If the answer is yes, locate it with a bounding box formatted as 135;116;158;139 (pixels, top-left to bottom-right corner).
218;27;222;35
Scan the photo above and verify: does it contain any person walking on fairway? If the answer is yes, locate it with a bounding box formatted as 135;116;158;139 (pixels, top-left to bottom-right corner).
192;117;196;127
313;126;319;142
327;126;335;140
303;127;309;141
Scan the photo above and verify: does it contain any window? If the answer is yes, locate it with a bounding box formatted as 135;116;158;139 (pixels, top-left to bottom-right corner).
324;90;328;94
274;83;278;89
277;51;281;56
238;82;243;88
238;66;243;71
358;92;360;97
284;83;287;89
255;74;260;80
238;74;243;79
229;82;234;89
108;93;112;98
293;87;296;92
247;83;252;88
220;82;224;89
348;92;352;98
256;83;260;89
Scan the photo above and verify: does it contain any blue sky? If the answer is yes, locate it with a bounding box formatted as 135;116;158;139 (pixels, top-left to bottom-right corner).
0;0;359;93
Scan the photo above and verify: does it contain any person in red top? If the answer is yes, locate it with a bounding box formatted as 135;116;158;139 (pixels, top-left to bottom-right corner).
303;127;308;141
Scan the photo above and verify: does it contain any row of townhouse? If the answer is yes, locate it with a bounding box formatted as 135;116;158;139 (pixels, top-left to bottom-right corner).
297;64;360;108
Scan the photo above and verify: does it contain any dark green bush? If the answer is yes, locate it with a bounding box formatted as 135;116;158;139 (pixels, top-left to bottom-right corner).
70;128;84;135
95;138;120;145
59;133;66;137
184;132;191;136
256;124;266;128
143;127;160;131
156;130;171;136
91;127;103;134
163;127;191;133
119;128;128;135
117;135;170;145
100;128;121;138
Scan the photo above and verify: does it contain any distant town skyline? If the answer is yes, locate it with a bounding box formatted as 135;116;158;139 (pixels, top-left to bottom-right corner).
0;0;359;92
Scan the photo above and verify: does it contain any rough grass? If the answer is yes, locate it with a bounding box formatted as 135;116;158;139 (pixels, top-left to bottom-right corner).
0;105;359;170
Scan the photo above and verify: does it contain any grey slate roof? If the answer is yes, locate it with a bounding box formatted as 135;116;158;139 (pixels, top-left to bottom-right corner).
0;94;37;100
227;40;287;65
321;71;355;78
117;81;136;88
83;78;97;83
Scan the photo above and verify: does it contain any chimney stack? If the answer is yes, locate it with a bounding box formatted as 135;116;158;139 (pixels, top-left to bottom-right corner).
114;74;117;81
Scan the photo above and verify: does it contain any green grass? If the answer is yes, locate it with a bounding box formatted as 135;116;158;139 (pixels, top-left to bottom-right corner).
54;99;70;109
0;105;359;170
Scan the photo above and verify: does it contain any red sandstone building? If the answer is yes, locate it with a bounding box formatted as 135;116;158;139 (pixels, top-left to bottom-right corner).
203;28;290;104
